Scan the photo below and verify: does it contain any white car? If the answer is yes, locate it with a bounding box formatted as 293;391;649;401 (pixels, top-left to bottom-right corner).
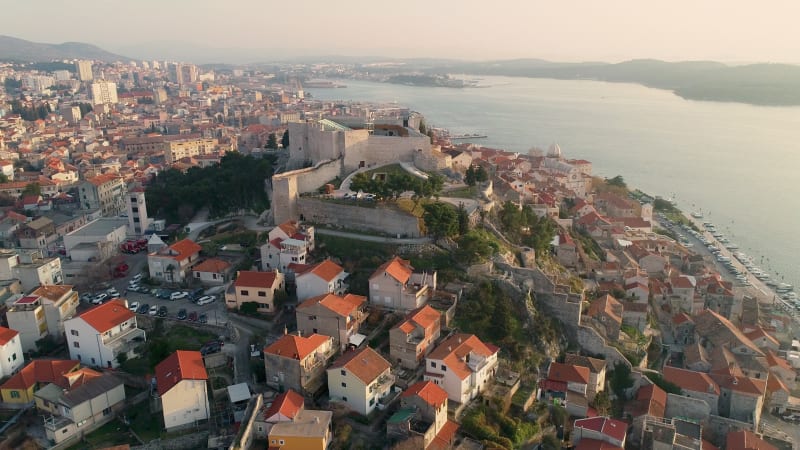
196;295;216;306
129;301;140;312
148;305;159;315
170;291;189;301
92;293;108;304
131;273;143;283
107;288;120;298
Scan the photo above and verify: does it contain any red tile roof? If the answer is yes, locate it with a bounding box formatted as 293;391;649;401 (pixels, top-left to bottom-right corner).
0;327;19;345
726;430;777;450
297;293;366;317
663;366;719;395
394;304;441;335
155;350;208;396
0;359;80;391
428;419;459;450
163;238;202;262
573;417;628;443
428;334;499;381
263;333;331;360
402;381;448;409
548;362;590;385
710;373;766;397
575;438;624;450
301;260;344;283
85;173;121;187
263;389;304;420
372;256;413;284
235;270;279;289
329;347;391;384
77;299;135;333
192;258;231;273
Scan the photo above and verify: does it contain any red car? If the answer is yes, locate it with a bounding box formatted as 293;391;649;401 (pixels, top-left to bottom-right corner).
188;311;198;322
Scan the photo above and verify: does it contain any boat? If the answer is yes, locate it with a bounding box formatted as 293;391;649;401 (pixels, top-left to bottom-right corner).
450;133;488;140
691;212;703;219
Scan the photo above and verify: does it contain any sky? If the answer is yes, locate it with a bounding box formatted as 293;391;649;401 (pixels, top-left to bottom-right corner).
2;0;800;63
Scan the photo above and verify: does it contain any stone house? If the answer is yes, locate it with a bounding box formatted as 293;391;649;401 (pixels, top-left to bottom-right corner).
263;333;336;395
295;293;367;351
369;257;436;312
564;354;606;402
389;305;442;370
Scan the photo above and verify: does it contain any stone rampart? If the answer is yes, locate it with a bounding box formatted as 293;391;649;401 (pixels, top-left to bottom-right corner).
297;198;422;237
271;158;343;224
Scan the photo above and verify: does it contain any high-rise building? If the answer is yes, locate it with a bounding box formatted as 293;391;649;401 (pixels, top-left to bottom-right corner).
168;63;184;85
75;60;93;81
126;188;150;235
153;87;168;104
90;81;118;105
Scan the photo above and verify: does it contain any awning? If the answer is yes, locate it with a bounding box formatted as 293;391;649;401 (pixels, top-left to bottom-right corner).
227;383;251;403
348;333;367;347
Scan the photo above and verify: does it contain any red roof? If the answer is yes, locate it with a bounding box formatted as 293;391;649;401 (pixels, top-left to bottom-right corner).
548;362;590;385
428;419;459;450
192;258;231;274
163;238;202;262
297;293;366;317
394;305;441;335
663;366;719;395
263;333;331;360
0;359;80;391
235;270;279;289
0;326;19;345
263;389;304;420
573;417;628;443
155;350;208;396
575;438;624;450
402;381;448;409
329;347;391;384
301;260;344;282
428;334;499;381
726;430;777;450
371;256;413;284
77;299;135;333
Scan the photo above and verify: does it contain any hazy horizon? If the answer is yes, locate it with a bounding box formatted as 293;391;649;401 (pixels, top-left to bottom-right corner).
3;0;800;64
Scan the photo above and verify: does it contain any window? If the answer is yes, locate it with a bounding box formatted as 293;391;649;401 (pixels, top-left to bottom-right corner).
441;365;447;372
257;426;263;432
103;408;111;416
369;398;375;406
10;391;19;398
271;440;276;444
279;441;285;445
342;396;347;402
213;273;218;279
258;291;266;297
91;358;96;364
195;272;200;278
12;353;16;361
73;341;80;348
341;382;347;388
340;369;346;376
240;290;249;296
430;362;436;368
70;330;79;336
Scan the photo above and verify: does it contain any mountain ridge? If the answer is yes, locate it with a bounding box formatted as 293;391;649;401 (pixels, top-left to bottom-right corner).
0;35;131;62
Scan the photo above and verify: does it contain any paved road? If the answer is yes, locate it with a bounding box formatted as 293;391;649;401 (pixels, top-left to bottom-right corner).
315;228;432;244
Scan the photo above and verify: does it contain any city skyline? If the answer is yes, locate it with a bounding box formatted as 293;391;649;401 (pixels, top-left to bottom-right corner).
2;0;800;64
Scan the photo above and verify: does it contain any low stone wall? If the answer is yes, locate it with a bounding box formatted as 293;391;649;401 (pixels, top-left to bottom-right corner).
576;326;632;370
297;198;422;237
665;393;711;422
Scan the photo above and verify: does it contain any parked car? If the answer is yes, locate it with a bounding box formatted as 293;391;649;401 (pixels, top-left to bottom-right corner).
129;301;140;312
107;288;120;298
189;288;204;301
128;283;140;292
198;314;208;324
131;273;143;283
92;293;108;304
157;306;168;317
177;309;187;320
200;340;222;356
80;293;93;303
170;291;188;301
137;304;150;314
148;305;158;316
196;295;215;306
188;311;198;322
137;285;151;294
157;289;173;299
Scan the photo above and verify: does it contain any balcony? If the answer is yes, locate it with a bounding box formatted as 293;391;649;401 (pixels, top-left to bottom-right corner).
105;327;146;356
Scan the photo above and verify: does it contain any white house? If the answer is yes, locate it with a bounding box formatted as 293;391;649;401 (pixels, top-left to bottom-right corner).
295;259;348;301
261;221;315;271
369;257;436;312
423;334;499;405
327;346;393;416
148;238;202;283
155;350;210;431
0;327;23;378
63;299;146;368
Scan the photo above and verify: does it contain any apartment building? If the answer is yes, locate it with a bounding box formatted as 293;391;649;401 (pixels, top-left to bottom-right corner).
64;299;146;368
327;347;394;416
79;174;126;216
263;333;336;395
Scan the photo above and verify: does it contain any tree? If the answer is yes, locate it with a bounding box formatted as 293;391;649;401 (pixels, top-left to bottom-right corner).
457;202;470;235
456;230;498;264
474;165;489;182
240;301;260;315
116;352;129;365
541;433;561;450
266;132;278;149
464;165;476;186
592;390;612;416
21;183;41;197
0;174;8;184
609;362;634;399
423;202;459;238
606;175;627;188
418;119;427;135
281;129;290;148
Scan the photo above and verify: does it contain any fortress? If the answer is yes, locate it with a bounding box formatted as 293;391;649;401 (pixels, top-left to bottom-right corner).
272;118;434;225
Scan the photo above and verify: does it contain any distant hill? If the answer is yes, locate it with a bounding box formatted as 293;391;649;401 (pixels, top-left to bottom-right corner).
0;35;130;63
422;59;800;106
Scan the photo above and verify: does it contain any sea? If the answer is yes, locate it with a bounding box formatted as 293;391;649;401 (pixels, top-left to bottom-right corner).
308;76;800;290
